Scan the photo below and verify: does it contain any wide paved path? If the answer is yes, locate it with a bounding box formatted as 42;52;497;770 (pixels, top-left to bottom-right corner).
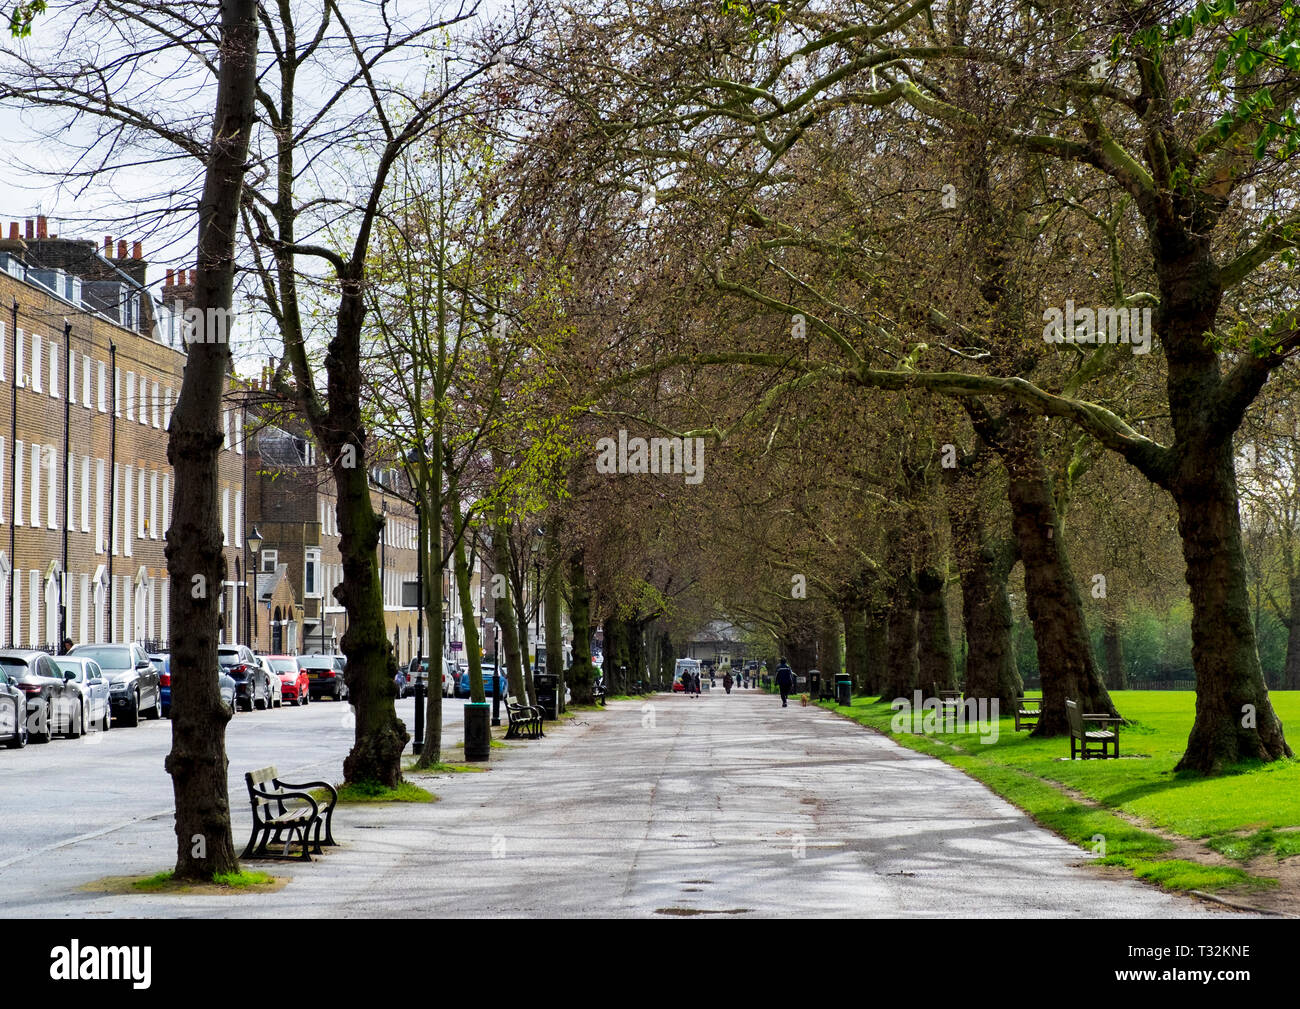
3;688;1223;917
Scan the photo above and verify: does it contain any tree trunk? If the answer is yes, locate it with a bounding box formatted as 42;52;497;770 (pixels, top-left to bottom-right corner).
452;500;484;704
489;508;525;701
334;451;407;786
544;531;564;709
163;0;258;881
413;475;444;769
949;453;1022;711
1102;611;1128;691
863;604;888;697
916;564;956;695
1171;442;1291;770
998;410;1116;735
567;551;595;703
842;602;865;692
1286;580;1300;691
818;615;842;681
880;568;919;701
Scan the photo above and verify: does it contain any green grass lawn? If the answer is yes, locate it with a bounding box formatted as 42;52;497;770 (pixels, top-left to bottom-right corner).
821;690;1300;894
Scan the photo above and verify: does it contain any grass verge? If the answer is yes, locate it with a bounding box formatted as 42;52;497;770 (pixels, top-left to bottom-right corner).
820;691;1300;895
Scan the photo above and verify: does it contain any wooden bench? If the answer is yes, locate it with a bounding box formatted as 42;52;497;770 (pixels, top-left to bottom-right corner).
1014;696;1043;732
1065;699;1122;759
505;695;543;740
934;682;963;715
242;765;338;861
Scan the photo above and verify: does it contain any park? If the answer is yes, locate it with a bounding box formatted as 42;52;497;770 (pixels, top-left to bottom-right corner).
0;0;1295;957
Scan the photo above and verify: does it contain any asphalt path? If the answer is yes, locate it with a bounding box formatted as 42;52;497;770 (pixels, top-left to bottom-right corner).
0;687;1225;918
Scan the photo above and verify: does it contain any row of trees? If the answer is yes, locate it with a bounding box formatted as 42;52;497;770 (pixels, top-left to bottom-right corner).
8;0;1300;879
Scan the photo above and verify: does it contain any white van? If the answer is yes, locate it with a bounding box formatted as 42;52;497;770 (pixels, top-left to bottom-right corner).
673;658;701;692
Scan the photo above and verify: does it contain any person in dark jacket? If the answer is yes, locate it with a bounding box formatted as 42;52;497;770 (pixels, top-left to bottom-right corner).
775;658;795;707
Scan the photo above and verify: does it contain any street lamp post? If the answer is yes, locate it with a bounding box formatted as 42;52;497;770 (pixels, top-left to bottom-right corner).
247;526;263;649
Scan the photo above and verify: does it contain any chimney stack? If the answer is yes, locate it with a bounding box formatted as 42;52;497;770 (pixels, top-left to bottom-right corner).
132;241;143;260
36;216;47;239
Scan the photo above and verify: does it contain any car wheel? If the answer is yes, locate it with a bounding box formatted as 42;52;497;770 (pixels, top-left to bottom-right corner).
121;693;140;727
101;703;111;731
144;694;162;719
34;701;53;743
68;702;83;739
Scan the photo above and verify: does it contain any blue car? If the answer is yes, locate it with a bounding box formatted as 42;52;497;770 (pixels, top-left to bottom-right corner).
456;665;504;699
149;653;171;715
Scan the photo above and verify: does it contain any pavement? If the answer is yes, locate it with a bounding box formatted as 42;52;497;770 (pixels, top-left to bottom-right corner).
0;685;1231;918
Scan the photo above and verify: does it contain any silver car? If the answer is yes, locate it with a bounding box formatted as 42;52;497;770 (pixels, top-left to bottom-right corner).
52;656;112;734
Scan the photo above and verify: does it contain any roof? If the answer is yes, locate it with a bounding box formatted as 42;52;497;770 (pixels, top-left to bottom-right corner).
256;564;289;603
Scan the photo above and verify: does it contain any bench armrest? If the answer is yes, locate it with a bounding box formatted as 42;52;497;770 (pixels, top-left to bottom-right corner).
249;786;321;817
277;780;338;805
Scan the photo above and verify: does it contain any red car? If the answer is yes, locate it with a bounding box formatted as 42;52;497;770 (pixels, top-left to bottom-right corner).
266;655;310;706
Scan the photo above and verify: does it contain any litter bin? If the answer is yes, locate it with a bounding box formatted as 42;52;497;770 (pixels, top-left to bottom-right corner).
808;669;820;699
836;674;852;706
464;702;491;761
535;672;559;720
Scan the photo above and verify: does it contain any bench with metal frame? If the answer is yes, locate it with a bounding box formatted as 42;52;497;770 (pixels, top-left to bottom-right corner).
505;695;543;740
242;765;338;861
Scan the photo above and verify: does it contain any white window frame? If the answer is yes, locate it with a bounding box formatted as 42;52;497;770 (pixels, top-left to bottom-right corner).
29;443;40;528
125;372;134;421
304;548;321;598
97;360;107;412
80;455;90;532
30;332;40;392
150;470;158;539
261;549;278;574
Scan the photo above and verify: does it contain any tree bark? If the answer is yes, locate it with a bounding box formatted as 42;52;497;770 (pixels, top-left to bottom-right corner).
842;602;865;692
334;449;407;786
413;472;444;769
452;497;484;705
998;410;1116;735
863;606;888;697
1171;440;1291;770
948;450;1022;710
163;0;258;881
916;564;956;695
1102;611;1128;691
489;506;525;701
567;550;595;703
1286;579;1300;691
818;615;842;681
544;529;564;709
880;567;919;701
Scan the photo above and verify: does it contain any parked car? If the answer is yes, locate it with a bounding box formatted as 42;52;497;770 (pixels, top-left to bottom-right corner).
457;664;504;698
217;666;238;713
400;657;428;698
254;656;283;708
266;655;309;705
218;645;272;712
301;654;348;701
66;643;162;728
0;650;82;742
52;656;112;734
0;664;28;748
148;652;171;716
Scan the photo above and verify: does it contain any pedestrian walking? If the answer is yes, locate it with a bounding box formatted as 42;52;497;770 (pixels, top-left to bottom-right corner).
59;637;74;655
775;657;795;708
723;671;733;694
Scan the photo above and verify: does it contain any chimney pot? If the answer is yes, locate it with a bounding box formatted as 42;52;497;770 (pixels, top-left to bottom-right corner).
36;216;47;239
165;269;174;287
132;240;143;260
7;223;16;240
116;239;127;259
26;220;34;240
190;269;197;286
104;236;113;256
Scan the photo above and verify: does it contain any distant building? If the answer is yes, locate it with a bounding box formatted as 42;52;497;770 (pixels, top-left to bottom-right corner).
0;215;244;647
